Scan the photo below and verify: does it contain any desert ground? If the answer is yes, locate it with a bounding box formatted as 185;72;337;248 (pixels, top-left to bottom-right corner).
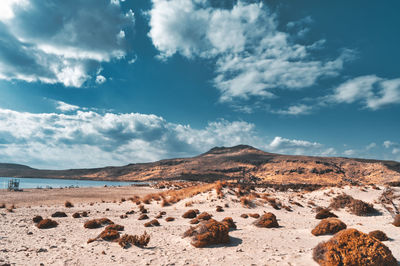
0;183;399;266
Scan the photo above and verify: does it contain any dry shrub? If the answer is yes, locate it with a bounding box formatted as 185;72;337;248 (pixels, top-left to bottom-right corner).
36;219;58;229
240;214;248;219
190;218;200;224
283;205;292;212
144;219;160;227
120;214;127;219
51;211;67;218
72;212;81;218
105;224;124;231
315;209;338;220
330;194;378;216
126;210;134;215
215;181;224;198
183;219;230;248
139;205;148;214
240;196;253;208
392;214;400;227
253;213;279;228
182;209;197;219
82;211;88;217
313;228;397;266
65;201;73;208
99;229;120;241
263;197;281;210
84;219;101;229
216;206;224;212
155;213;163;219
138;214;149;220
118;232;150;248
165;217;175;222
311;218;347;236
161;199;170;207
33;215;43;223
0;203;5;208
369;230;389;241
249;213;260;219
120;198;126;202
197;212;212;220
185;201;193;207
98;218;114;225
222;217;236;230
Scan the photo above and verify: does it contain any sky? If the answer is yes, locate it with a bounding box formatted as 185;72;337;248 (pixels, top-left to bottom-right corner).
0;0;399;169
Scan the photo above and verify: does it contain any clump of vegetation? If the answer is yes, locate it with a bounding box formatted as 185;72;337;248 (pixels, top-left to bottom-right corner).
139;205;148;214
240;196;253;208
329;194;379;216
138;214;149;220
118;232;150;248
36;219;58;229
369;230;389;241
51;211;67;218
65;201;73;208
197;212;212;221
190;218;200;224
222;217;236;230
240;214;248;219
165;217;175;222
105;224;124;231
87;228;121;244
263;196;281;210
311;218;347;236
392;214;400;227
183;219;230;248
84;218;114;229
216;206;224;212
315;208;338;220
97;218;114;225
249;213;260;219
253;213;279;228
32;215;43;223
182;209;197;219
144;219;160;227
313;229;397;266
81;211;88;217
72;212;81;218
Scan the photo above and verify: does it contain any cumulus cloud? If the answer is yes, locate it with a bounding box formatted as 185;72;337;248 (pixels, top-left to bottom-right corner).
55;101;80;112
266;136;336;156
0;0;134;87
148;0;349;103
273;104;312;115
95;75;107;85
330;75;400;109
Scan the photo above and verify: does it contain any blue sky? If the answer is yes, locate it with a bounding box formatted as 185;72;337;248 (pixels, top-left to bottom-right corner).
0;0;399;169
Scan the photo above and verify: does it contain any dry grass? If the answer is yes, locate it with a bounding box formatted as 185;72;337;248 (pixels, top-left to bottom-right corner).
254;213;279;228
32;215;43;223
64;201;73;208
329;194;379;216
315;209;338;219
118;232;150;248
183;219;230;248
369;230;389;241
311;218;347;236
36;219;58;229
313;229;397;266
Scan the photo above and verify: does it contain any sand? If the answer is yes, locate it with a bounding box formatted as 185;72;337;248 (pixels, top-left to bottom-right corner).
0;185;399;265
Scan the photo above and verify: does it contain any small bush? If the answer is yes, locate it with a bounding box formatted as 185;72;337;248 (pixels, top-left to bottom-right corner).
51;211;67;218
315;209;338;219
118;232;150;248
253;213;279;228
349;199;378;216
144;219;160;227
197;212;212;221
393;214;400;227
249;213;260;219
190;218;200;224
311;218;347;236
72;212;81;218
37;219;58;229
33;215;43;223
329;194;353;210
183;219;230;248
138;214;149;220
65;201;73;208
99;229;120;241
97;218;114;225
369;230;389;241
313;229;397;266
222;217;236;230
240;214;248;219
84;219;101;229
81;211;88;217
165;217;175;222
182;209;197;219
216;206;224;212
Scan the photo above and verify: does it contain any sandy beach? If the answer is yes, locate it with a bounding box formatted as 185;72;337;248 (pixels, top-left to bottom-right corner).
0;184;399;265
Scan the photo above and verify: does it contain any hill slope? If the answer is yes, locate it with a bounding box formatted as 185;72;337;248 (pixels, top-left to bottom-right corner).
0;145;399;184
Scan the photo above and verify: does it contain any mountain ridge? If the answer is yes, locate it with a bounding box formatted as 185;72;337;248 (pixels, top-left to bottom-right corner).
0;145;399;185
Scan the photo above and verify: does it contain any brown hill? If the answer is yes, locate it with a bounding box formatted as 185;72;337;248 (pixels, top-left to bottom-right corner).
1;145;400;185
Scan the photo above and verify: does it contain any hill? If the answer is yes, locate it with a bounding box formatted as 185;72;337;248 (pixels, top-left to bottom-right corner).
0;145;399;185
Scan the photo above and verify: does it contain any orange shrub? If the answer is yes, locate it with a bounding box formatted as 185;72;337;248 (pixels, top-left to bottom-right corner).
253;213;279;228
37;219;58;229
311;218;347;236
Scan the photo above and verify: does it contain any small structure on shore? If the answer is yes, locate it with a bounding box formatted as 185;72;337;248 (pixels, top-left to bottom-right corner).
8;179;22;191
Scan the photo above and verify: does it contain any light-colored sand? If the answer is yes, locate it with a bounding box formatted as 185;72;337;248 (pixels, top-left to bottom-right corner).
0;185;399;265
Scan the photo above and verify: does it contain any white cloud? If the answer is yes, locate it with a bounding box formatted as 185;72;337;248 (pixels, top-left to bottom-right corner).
95;75;107;85
330;75;400;109
148;0;349;102
273;104;312;115
266;136;336;156
55;101;80;112
0;0;134;87
383;140;395;148
343;149;356;156
366;142;376;150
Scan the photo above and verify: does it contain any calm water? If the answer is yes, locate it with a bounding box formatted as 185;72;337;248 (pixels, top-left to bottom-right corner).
0;177;141;189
